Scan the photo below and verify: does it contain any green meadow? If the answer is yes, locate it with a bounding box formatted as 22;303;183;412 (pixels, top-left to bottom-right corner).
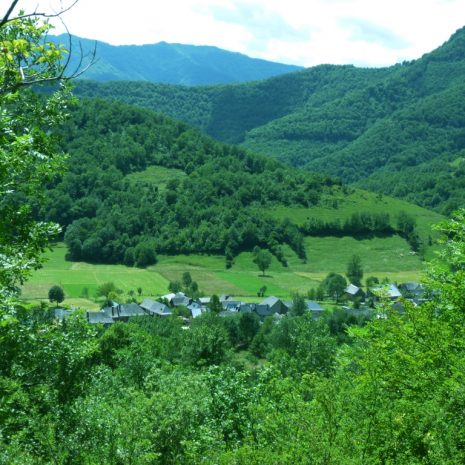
22;231;428;309
22;244;170;310
270;188;444;255
125;165;186;191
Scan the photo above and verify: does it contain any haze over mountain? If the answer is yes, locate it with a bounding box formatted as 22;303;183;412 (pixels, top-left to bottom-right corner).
73;26;465;214
53;34;303;85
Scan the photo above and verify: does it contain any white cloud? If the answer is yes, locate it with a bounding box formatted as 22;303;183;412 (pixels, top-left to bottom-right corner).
10;0;465;67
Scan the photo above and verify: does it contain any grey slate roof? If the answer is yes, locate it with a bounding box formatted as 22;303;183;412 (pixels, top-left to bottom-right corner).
187;303;202;318
370;284;402;299
388;284;402;299
255;304;273;317
117;303;146;318
140;299;172;316
222;301;242;311
305;301;323;312
54;308;74;322
346;284;364;296
399;282;426;298
239;304;254;313
86;311;114;325
172;292;191;307
96;303;146;321
400;282;422;292
260;296;280;307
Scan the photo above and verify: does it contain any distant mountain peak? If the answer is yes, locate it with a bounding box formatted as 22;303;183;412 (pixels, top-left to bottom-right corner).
51;34;303;85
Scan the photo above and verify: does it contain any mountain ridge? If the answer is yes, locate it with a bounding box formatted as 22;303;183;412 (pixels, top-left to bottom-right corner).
52;34;303;85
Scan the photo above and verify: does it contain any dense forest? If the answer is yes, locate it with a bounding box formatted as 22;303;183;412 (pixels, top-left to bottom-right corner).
44;98;336;266
72;26;465;213
42;98;425;267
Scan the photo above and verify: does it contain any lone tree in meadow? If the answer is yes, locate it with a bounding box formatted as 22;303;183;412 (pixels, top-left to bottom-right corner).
347;254;363;286
253;247;272;276
48;285;65;307
182;272;193;289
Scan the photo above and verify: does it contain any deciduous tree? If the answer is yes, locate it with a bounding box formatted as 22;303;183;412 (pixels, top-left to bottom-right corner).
346;254;363;286
253;247;272;276
48;285;64;306
0;1;93;315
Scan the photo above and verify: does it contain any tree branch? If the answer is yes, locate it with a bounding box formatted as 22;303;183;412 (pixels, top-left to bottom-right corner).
0;0;20;27
0;1;97;94
0;1;80;28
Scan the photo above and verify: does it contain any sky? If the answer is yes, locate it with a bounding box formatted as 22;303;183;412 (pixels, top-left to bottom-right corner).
9;0;465;67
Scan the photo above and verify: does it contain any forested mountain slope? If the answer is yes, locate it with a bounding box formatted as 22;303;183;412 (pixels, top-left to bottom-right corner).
73;26;465;213
44;98;335;266
52;34;302;85
42;98;438;267
74;65;390;144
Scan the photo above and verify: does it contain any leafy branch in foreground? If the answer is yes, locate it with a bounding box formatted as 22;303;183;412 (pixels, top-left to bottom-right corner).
0;3;79;316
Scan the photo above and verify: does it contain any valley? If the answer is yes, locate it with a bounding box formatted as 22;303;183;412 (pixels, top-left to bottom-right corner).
3;6;465;463
24;180;441;310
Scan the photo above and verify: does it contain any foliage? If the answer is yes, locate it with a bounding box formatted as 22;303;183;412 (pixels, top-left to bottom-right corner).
5;8;465;463
346;254;363;286
96;281;119;299
48;285;64;305
320;272;347;302
252;247;272;276
365;275;379;290
182;313;232;366
182;271;192;289
290;292;306;316
4;208;465;464
208;294;222;314
40;98;330;266
0;8;72;308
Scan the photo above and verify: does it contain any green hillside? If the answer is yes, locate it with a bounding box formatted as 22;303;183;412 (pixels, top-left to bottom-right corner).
45;98;337;267
41;98;441;271
74;64;390;144
28;185;441;309
53;34;302;85
73;26;465;213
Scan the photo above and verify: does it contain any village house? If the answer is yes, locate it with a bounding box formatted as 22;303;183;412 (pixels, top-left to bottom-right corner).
222;300;242;312
399;282;426;299
140;299;172;317
86;307;115;326
260;296;288;314
305;300;324;318
54;308;74;323
187;301;203;318
345;283;366;301
368;284;402;301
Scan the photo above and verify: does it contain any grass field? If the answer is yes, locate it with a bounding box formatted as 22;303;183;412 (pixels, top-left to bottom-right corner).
126;165;186;191
22;230;428;309
22;244;170;310
270;188;444;259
